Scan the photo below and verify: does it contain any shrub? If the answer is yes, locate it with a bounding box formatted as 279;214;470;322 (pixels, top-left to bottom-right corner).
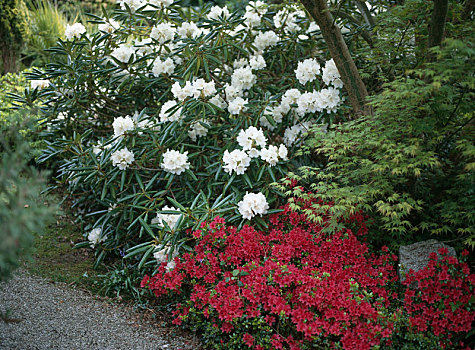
0;122;55;282
281;37;475;249
400;248;475;349
141;199;398;349
12;1;350;272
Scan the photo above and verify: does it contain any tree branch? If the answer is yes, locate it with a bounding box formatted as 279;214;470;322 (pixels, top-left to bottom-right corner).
300;0;371;116
354;0;375;27
428;0;449;48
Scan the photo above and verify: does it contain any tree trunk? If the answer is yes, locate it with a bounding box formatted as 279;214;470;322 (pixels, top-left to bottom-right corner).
2;45;18;74
300;0;371;116
428;0;449;48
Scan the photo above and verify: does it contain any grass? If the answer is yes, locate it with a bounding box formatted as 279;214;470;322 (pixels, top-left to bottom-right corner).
24;194;105;294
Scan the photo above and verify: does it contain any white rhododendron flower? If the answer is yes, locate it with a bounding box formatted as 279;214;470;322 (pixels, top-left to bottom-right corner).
237;126;267;150
149;0;173;8
188;120;208;141
113;116;134;137
159;100;183;122
111;147;135;170
87;228;105;248
65;23;86;40
224;84;243;101
161;150;190;175
118;0;145;11
307;21;320;34
153;244;178;270
249;55;266;70
260;144;289;166
246;1;268;16
152;206;181;229
231;67;256;91
278;144;289;160
153;58;175;76
253;31;279;52
178;22;202;38
111;44;134;63
209;94;227;109
208;5;230;20
322;59;343;88
295;58;321;85
319;87;342;113
134;38;153;55
98;18;120;33
223;149;251;175
228;97;248;115
31;79;49;90
283;122;312;146
192;78;217;98
238;192;269;220
150;22;176;44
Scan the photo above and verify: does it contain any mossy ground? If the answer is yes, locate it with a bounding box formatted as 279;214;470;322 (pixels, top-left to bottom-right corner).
24;195;105;294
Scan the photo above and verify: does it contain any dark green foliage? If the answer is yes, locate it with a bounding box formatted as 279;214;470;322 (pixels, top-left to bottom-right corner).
283;36;474;249
0;0;28;73
0;122;55;282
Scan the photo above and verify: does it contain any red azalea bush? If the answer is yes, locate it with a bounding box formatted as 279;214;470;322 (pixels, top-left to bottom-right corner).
401;248;475;348
141;200;399;349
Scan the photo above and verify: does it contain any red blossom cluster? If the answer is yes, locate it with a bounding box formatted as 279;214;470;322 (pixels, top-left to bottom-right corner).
402;248;475;345
142;200;399;349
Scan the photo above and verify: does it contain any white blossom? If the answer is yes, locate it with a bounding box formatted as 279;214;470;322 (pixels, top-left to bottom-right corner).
238;192;269;220
151;206;181;230
209;94;227;109
148;0;173;8
253;31;279;52
236;126;266;150
188;120;208;141
98;18;120;33
65;23;86;40
283;122;311;146
31;79;49;90
159;100;183;122
228;97;247;115
249;55;266;70
231;66;256;91
178;22;202;39
224;84;243;101
295;58;320;85
111;44;134;63
87;228;105;248
260;144;288;166
152;57;175;76
322;59;343;88
150;22;176;44
208;5;230;20
118;0;145;11
278;144;288;160
161;149;190;175
111;147;135;170
113;116;134;137
134;38;153;55
222;149;251;175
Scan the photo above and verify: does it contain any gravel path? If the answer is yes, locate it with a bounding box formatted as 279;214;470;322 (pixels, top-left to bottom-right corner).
0;271;198;350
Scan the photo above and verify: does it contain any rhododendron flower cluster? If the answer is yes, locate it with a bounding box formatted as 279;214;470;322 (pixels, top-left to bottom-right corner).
161;150;190;175
237;192;269;220
111;147;135;170
64;23;86;40
87;227;105;248
142;200;398;349
151;206;181;230
402;248;475;345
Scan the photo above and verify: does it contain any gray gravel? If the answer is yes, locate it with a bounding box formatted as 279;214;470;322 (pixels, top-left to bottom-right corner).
0;271;197;350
